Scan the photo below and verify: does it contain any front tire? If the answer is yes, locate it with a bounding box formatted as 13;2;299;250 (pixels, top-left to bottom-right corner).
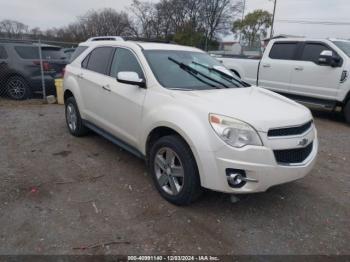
65;97;89;137
344;100;350;124
149;135;202;205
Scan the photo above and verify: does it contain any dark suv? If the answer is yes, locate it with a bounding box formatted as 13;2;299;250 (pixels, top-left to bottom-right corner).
0;41;68;100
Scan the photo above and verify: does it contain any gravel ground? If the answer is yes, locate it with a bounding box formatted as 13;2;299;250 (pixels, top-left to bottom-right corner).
0;99;349;255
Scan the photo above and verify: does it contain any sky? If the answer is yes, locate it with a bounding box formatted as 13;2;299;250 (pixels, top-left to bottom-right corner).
1;0;350;39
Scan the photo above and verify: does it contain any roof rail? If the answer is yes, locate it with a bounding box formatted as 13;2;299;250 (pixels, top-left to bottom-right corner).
86;36;124;42
123;37;175;44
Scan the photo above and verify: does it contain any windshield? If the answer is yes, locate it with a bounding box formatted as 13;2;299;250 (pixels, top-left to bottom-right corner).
332;40;350;57
143;50;247;90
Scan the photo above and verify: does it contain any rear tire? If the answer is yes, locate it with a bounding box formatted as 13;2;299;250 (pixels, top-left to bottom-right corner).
149;135;202;205
6;76;31;100
344;100;350;124
65;97;89;137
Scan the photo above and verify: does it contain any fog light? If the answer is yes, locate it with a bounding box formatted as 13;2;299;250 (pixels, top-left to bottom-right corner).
230;174;243;185
226;169;246;188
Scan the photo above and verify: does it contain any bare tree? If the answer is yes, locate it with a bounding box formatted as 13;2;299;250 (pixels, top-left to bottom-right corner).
44;8;135;42
129;0;242;48
0;19;29;38
129;0;158;38
202;0;243;49
0;0;242;48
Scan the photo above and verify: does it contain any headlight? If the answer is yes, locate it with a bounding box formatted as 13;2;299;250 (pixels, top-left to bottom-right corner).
209;114;262;148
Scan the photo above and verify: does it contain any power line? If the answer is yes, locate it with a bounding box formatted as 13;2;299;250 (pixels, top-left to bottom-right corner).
277;19;350;25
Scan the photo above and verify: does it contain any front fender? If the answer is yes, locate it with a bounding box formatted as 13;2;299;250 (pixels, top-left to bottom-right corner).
140;103;224;187
140;104;222;154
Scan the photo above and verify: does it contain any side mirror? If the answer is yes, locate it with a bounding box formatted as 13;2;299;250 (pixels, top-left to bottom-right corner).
318;50;341;67
117;71;146;88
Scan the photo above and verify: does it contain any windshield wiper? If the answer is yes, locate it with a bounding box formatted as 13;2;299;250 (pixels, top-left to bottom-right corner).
168;57;230;89
167;57;217;89
191;61;245;87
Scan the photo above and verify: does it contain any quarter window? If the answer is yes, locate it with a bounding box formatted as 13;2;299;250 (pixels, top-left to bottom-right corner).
300;43;329;63
70;46;88;62
0;46;8;59
110;48;144;79
269;43;297;60
85;47;114;75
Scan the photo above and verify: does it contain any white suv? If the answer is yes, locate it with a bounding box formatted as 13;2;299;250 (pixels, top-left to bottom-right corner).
63;40;318;205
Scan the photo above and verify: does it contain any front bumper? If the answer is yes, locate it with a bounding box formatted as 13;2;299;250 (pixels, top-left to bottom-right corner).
196;128;318;194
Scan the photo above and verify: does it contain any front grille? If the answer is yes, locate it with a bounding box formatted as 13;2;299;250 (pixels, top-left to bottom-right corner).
268;121;313;137
274;142;313;164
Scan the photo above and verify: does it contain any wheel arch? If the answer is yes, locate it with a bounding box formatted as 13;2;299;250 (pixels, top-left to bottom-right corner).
344;90;350;104
63;74;86;118
145;126;191;161
145;125;204;186
64;89;74;103
141;107;220;189
5;73;31;87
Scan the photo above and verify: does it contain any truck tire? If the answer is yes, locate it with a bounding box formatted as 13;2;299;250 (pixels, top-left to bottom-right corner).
65;97;89;137
149;135;202;205
344;100;350;124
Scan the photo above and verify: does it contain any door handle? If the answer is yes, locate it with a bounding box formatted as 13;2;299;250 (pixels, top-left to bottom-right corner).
262;64;271;68
102;85;111;92
294;66;304;71
77;73;84;79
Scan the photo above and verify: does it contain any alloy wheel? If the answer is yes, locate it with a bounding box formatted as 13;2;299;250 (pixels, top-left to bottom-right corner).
154;147;185;195
66;103;77;132
7;78;26;99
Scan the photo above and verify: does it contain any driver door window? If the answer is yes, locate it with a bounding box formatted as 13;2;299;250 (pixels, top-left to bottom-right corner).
110;48;144;80
300;43;329;63
289;42;343;99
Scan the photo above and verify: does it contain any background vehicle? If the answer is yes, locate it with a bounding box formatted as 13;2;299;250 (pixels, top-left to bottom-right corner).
220;38;350;123
63;40;317;205
63;48;76;61
86;36;124;42
0;41;67;100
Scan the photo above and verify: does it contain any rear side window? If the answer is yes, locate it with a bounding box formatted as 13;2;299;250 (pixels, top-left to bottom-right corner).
15;46;39;59
0;46;8;59
85;47;114;75
300;43;329;63
15;46;64;60
110;48;144;79
70;46;88;62
269;42;297;60
41;47;65;60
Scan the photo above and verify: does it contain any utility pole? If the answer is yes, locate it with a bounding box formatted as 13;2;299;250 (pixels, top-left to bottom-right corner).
239;0;246;42
239;0;246;54
270;0;277;39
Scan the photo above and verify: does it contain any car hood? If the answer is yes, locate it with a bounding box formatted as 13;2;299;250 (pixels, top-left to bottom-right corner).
173;86;312;132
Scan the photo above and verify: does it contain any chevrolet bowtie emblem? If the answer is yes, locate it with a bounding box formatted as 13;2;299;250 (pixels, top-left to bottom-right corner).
298;138;309;147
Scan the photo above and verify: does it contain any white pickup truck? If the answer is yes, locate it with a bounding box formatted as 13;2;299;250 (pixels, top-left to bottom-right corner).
219;38;350;123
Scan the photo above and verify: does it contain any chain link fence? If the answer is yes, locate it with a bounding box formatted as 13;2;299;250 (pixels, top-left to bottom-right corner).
0;37;78;102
